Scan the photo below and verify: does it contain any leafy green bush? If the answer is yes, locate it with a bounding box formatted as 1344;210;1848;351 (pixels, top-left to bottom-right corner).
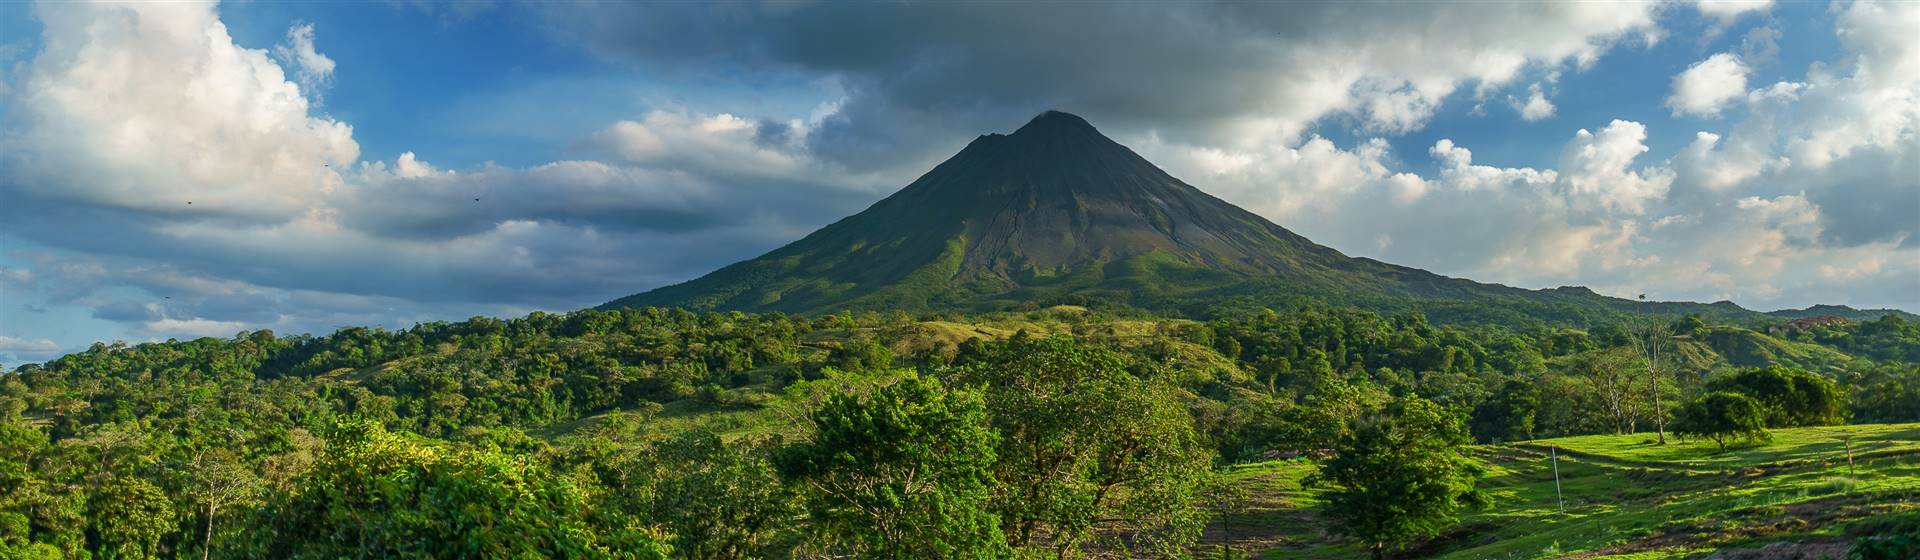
247;419;665;559
1673;392;1771;451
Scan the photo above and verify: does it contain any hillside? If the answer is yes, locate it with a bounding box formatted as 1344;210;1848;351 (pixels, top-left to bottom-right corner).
1767;305;1920;323
1219;423;1920;559
604;111;1810;326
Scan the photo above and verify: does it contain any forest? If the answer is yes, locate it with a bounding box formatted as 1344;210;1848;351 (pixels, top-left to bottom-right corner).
2;305;1917;559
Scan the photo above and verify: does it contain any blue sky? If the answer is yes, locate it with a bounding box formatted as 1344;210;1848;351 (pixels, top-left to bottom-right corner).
2;1;1916;367
1344;2;1843;175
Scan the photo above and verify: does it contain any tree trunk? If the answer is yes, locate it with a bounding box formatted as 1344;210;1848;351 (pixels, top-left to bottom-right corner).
203;500;215;560
1638;307;1667;445
1650;371;1666;444
1645;344;1665;444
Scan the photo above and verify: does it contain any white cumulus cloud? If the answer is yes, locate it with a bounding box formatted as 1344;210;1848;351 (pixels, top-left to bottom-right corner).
1511;82;1557;121
1668;53;1751;117
274;21;336;98
0;1;875;346
0;335;63;366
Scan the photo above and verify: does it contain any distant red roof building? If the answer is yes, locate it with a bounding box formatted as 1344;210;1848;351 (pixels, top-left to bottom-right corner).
1767;316;1853;334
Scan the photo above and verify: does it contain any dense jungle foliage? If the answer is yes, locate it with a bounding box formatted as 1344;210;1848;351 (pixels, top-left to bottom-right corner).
3;305;1917;558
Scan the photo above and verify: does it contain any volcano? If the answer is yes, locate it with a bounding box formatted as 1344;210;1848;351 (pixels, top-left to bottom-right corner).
605;111;1834;324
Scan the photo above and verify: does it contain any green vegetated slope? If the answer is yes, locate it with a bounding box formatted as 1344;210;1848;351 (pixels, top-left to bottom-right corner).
1223;423;1920;559
1688;326;1855;369
604;112;1914;328
1769;305;1920;323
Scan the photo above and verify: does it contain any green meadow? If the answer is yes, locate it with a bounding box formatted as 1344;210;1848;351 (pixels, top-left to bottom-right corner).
1218;423;1920;559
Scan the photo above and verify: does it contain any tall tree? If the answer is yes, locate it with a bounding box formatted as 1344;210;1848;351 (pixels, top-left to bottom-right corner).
1635;295;1671;444
182;448;260;560
777;375;1009;559
1470;380;1539;443
1715;366;1846;427
949;335;1215;557
88;476;174;560
1312;396;1483;560
1580;348;1641;435
646;430;799;560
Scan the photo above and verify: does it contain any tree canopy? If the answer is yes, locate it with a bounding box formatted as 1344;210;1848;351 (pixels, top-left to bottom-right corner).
776;375;1009;559
1312;396;1484;560
0;305;1913;558
1673;392;1772;451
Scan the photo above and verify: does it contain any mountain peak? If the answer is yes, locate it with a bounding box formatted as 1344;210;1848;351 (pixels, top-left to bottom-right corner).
605;110;1368;314
612;112;1766;324
1009;110;1103;141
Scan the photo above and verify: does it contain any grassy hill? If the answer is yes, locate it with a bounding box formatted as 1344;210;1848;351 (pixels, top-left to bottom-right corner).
1688;326;1856;370
1213;423;1920;559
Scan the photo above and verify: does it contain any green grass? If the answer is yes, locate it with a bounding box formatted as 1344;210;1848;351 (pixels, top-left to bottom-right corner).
1216;423;1920;559
1541;423;1920;468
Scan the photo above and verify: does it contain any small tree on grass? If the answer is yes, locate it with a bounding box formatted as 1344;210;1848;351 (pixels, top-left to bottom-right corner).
1673;391;1771;451
1311;396;1483;560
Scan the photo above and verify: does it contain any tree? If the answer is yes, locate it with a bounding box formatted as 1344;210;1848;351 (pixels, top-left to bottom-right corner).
182;448;261;560
1277;378;1379;451
1633;295;1672;444
1470;380;1539;443
1841;363;1920;423
1312;397;1483;560
251;419;661;559
777;375;1009;559
1716;366;1846;427
88;476;174;560
949;335;1215;557
647;430;799;560
1579;348;1641;434
828;337;893;372
1673;392;1771;451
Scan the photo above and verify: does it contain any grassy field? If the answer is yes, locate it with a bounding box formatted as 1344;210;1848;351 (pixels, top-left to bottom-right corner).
1207;423;1920;559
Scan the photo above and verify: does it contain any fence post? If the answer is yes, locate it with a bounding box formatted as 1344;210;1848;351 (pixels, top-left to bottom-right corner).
1552;445;1564;514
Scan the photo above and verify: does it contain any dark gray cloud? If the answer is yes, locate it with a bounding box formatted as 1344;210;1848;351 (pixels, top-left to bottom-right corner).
1799;145;1920;249
540;1;1665;166
334;161;869;241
